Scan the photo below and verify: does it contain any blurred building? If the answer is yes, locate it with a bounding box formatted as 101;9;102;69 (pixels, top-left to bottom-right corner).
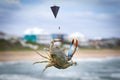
88;38;120;48
23;27;51;44
51;33;66;40
23;33;67;44
0;31;20;44
37;34;51;44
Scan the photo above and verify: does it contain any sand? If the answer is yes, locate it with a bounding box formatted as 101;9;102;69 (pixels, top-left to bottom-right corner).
0;50;120;61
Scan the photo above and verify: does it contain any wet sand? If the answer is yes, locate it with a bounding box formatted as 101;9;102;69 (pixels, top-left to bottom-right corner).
0;50;120;61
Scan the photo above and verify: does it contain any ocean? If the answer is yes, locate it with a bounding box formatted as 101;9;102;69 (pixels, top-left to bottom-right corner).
0;57;120;80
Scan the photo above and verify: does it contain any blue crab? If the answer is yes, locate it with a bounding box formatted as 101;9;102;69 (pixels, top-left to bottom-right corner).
34;39;78;71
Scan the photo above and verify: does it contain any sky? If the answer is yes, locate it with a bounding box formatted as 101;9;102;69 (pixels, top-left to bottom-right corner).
0;0;120;39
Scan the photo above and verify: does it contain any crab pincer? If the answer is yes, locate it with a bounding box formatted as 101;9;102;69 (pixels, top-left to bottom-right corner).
68;39;78;61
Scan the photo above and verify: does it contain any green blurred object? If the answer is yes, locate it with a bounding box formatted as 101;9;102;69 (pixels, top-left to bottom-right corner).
24;35;37;43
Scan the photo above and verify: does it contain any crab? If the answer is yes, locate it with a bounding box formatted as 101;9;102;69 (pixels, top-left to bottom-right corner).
33;39;78;72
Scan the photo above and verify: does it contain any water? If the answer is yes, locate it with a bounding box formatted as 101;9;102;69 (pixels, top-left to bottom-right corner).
0;57;120;80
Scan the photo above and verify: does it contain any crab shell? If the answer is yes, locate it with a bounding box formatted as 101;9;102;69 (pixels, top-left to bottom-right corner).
51;47;69;69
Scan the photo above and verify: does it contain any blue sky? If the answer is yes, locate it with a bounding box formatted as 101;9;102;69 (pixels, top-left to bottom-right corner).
0;0;120;39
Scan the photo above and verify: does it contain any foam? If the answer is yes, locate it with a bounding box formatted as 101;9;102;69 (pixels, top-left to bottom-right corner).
73;57;120;62
46;71;78;78
0;74;41;80
0;61;31;66
110;73;120;78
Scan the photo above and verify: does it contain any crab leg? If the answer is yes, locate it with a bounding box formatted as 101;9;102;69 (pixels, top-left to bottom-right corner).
39;49;51;58
33;61;49;65
35;50;50;60
68;39;78;61
42;63;54;72
46;52;51;58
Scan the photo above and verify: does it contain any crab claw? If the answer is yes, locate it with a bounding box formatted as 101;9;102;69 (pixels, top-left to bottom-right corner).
54;39;62;42
50;39;62;50
59;39;62;42
75;40;78;47
69;39;74;48
71;39;74;44
68;39;78;61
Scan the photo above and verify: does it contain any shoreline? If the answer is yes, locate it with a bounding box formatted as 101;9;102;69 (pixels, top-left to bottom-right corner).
0;50;120;62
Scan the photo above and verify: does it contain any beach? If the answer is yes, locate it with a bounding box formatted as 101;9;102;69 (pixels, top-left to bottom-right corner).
0;50;120;61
